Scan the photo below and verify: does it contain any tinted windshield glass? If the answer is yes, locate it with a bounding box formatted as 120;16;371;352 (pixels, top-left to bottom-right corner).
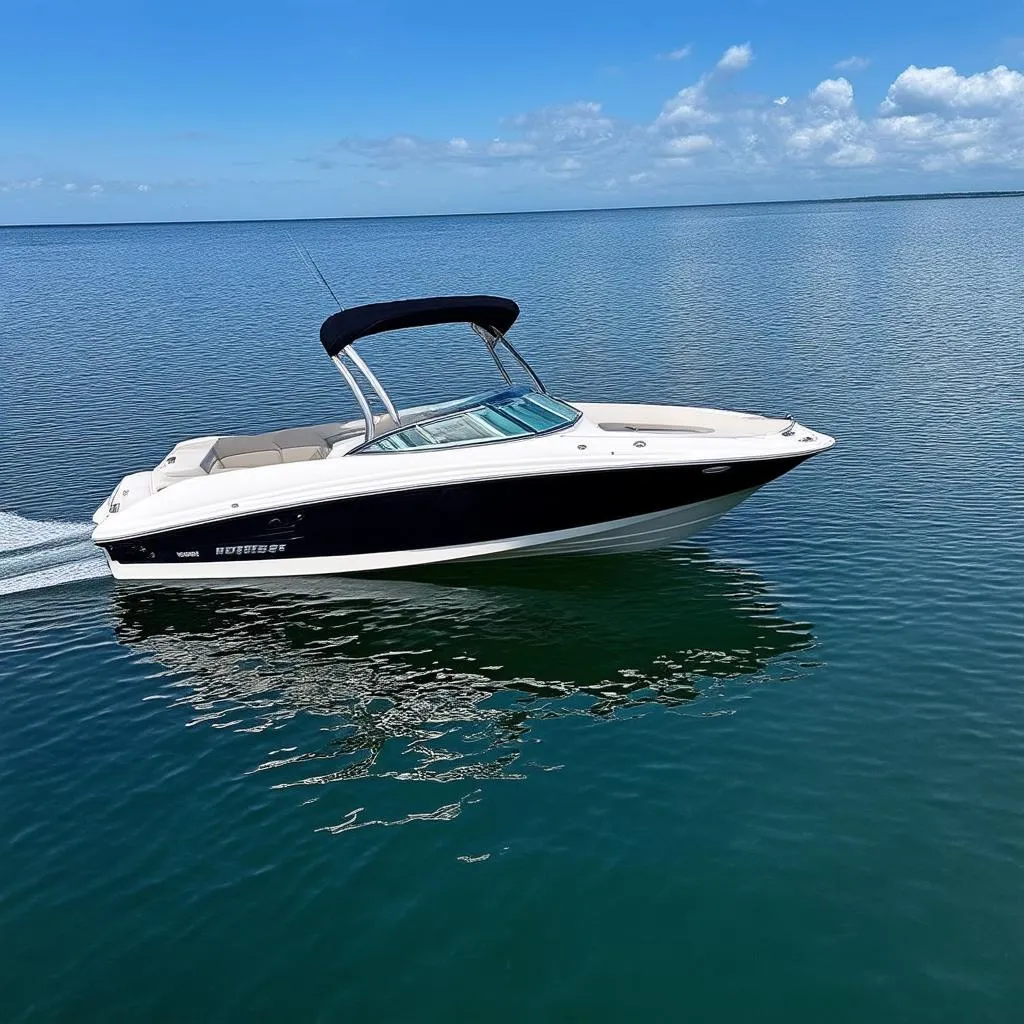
493;393;572;432
357;389;578;453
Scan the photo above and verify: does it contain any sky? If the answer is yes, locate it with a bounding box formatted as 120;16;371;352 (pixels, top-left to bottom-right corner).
2;0;1023;224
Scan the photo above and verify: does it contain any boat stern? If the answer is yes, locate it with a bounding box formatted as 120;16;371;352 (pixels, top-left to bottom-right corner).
92;471;156;528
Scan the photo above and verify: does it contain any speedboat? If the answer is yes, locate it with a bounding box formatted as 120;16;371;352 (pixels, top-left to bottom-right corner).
92;295;835;580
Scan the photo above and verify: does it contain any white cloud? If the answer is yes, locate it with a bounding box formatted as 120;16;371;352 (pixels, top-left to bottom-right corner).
2;177;45;191
809;77;856;112
486;139;536;157
881;64;1024;115
656;78;719;127
505;101;615;144
546;155;584;179
3;178;189;198
788;77;876;166
663;133;715;156
875;112;1023;169
321;57;1024;193
835;56;871;72
340;101;622;174
717;43;753;72
659;44;693;61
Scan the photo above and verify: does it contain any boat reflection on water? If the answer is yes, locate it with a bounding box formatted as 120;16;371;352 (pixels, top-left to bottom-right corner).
110;549;819;800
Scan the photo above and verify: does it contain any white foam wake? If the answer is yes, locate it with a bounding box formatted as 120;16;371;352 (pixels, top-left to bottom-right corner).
0;511;108;596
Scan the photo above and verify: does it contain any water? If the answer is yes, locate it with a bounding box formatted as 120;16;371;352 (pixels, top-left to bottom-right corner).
2;198;1023;1022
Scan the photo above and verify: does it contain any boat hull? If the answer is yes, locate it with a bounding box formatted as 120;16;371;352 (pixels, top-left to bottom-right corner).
97;457;807;580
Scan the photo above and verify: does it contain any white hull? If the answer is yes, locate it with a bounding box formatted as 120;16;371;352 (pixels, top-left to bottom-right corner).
105;488;759;581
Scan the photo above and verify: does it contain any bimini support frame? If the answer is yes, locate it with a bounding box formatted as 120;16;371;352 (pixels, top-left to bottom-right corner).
322;296;544;443
472;325;549;396
331;344;401;442
333;325;549;444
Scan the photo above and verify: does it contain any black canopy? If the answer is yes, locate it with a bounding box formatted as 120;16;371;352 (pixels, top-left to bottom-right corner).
320;296;520;357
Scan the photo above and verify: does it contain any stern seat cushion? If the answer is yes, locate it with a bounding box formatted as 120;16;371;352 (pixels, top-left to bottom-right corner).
266;427;333;463
203;428;332;474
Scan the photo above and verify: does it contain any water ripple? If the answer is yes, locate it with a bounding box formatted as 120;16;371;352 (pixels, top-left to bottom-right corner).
100;549;818;827
4;201;1024;1022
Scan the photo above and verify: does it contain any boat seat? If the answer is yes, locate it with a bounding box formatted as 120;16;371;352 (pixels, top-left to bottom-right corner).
204;437;284;472
203;427;333;474
262;427;333;463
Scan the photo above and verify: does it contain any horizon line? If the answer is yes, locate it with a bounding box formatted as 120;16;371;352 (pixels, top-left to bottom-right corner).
2;188;1022;230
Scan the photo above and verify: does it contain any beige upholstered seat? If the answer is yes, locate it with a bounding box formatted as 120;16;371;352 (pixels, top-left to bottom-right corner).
201;425;349;474
203;436;285;473
263;427;331;464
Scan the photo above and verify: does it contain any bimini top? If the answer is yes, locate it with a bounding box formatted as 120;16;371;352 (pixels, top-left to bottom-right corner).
320;295;520;357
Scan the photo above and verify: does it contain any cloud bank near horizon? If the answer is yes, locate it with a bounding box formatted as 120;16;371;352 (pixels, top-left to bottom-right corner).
4;44;1023;214
324;46;1024;198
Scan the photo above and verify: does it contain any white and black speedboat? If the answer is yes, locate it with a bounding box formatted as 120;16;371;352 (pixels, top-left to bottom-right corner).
92;295;835;580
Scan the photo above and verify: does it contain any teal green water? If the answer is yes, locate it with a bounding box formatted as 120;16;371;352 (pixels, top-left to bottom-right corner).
2;198;1024;1021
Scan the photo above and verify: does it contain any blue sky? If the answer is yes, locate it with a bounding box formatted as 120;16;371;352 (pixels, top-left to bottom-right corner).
2;0;1023;224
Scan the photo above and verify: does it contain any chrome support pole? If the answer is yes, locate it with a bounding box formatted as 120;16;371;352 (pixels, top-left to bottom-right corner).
332;354;375;441
493;330;548;395
345;345;402;426
473;324;515;386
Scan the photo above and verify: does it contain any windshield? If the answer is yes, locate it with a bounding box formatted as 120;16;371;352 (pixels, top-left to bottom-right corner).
355;387;579;454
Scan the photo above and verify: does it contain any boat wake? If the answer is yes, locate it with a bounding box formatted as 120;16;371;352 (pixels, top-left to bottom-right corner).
0;511;107;596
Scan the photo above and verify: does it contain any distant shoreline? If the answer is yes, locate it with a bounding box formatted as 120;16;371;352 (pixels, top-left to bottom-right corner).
3;188;1022;230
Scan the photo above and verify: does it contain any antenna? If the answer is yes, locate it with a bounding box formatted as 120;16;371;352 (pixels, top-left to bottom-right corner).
288;229;402;433
288;230;343;310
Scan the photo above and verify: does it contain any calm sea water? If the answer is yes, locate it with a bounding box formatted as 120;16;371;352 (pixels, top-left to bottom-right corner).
2;199;1023;1022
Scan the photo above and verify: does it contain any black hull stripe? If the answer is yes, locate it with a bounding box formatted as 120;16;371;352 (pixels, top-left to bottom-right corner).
102;457;810;566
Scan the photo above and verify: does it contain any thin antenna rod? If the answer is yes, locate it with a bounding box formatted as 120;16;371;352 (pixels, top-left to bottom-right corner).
288;230;401;437
288;230;344;310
